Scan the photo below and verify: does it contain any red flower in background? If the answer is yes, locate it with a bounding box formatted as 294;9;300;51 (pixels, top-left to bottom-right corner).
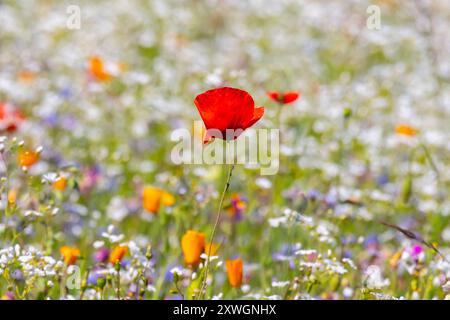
194;87;264;142
266;91;300;105
0;102;25;133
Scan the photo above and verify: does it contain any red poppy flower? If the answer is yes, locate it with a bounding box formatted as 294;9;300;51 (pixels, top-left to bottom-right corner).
266;91;300;105
0;102;25;133
194;87;264;142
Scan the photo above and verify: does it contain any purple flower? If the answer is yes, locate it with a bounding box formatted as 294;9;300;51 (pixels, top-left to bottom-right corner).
364;234;379;248
307;189;321;201
87;268;107;285
324;193;337;208
2;291;14;300
93;248;110;263
341;235;356;245
128;283;138;298
59;87;73;99
165;294;183;300
364;235;380;257
377;174;389;186
10;269;23;281
80;165;101;194
411;245;423;258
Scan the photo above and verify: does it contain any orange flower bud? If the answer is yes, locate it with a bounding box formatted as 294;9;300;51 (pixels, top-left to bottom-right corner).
109;245;128;264
181;230;205;266
142;186;175;213
89;56;111;82
226;258;243;288
53;175;67;191
18;150;39;167
143;186;163;213
60;246;80;265
395;124;417;137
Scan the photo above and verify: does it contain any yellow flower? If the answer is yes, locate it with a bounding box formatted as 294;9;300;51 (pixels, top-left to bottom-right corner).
395;124;417;137
389;250;403;268
181;230;205;266
204;243;220;256
109;245;128;264
8;188;18;204
226;258;243;288
142;186;175;213
53;175;67;191
18;150;39;167
161;191;175;206
60;246;80;265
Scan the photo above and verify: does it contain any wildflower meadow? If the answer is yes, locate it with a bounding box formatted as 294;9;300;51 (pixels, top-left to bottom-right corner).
0;0;449;302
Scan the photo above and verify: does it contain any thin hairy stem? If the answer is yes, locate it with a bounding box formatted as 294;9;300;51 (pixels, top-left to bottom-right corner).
197;163;234;299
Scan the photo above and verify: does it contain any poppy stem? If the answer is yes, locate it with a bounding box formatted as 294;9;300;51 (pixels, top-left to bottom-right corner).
275;104;283;129
272;104;283;207
198;162;235;299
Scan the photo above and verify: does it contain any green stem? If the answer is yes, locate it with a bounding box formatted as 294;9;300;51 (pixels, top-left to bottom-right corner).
198;163;234;299
419;141;440;179
115;263;121;300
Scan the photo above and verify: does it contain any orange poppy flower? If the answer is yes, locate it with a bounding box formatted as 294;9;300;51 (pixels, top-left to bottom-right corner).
89;56;112;82
181;230;205;266
142;186;175;213
60;246;81;265
109;245;128;264
18;70;36;84
226;258;243;288
18;150;39;167
53;175;67;191
194;87;264;142
143;186;163;213
395;124;417;137
267;91;300;105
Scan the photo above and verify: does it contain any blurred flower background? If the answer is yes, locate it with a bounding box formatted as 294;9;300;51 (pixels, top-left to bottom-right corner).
0;0;449;300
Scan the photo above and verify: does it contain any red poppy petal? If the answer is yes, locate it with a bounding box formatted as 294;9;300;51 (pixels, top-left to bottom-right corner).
194;87;255;133
0;104;5;119
223;87;255;130
245;107;264;128
283;92;300;104
194;94;225;132
266;92;280;103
